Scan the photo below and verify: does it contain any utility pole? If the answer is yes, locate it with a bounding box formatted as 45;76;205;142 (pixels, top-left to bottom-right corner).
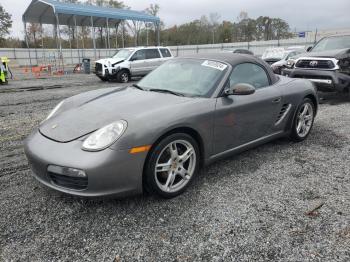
146;22;149;46
314;28;318;44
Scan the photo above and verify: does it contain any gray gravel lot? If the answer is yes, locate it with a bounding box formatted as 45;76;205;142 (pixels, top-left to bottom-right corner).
0;74;349;261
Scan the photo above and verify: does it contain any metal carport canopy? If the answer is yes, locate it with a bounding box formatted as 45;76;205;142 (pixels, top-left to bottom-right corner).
22;0;160;27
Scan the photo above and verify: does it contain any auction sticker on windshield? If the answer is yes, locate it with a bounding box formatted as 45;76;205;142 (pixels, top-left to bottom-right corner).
201;60;227;71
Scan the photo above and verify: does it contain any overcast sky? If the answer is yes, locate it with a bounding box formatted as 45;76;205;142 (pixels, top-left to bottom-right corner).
2;0;350;38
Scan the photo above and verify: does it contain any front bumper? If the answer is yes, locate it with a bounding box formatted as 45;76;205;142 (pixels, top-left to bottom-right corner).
95;70;104;77
95;66;120;79
282;68;350;92
24;130;146;197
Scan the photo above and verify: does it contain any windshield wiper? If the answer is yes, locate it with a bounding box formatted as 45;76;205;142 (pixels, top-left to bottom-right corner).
132;84;144;91
149;88;184;97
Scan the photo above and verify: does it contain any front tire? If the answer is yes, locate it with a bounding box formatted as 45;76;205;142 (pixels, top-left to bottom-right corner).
117;70;130;83
98;76;108;82
290;98;315;142
144;133;200;198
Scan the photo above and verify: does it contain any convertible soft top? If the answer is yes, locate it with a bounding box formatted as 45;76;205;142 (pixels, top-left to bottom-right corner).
184;53;279;84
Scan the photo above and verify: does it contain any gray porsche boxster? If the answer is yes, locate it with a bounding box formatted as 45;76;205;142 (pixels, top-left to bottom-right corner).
24;53;318;198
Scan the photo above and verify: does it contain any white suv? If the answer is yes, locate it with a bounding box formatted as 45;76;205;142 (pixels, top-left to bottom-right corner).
95;47;174;83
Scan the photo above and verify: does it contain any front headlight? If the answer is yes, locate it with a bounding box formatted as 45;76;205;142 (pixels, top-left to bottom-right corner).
82;120;127;151
286;59;295;68
338;58;350;75
45;100;64;121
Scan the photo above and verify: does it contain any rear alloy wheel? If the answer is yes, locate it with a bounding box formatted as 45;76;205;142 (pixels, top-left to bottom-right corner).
145;133;200;198
117;70;130;83
290;98;315;142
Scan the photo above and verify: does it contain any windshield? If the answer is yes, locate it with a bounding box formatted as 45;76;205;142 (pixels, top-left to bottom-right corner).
282;50;300;60
312;36;350;52
137;59;228;97
281;51;293;60
112;49;134;60
262;48;285;60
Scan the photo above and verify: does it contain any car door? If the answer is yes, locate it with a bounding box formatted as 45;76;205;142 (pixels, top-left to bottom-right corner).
129;49;147;76
213;62;283;154
143;49;162;73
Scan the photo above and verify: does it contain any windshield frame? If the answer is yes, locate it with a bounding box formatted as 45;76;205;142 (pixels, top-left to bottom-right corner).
311;35;350;52
137;58;231;98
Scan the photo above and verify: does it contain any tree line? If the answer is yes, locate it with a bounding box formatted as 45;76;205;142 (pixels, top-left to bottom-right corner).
162;11;293;46
0;2;294;49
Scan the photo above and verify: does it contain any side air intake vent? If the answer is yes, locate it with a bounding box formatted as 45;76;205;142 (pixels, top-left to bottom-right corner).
275;103;291;125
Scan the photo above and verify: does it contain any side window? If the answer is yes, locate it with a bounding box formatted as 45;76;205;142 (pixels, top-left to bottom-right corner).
160;48;171;57
131;50;146;61
229;63;270;89
145;49;161;59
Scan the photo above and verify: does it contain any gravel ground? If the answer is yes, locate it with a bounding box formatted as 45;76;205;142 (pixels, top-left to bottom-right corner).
0;74;349;261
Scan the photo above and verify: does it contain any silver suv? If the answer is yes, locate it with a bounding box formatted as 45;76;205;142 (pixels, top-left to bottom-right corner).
95;47;173;83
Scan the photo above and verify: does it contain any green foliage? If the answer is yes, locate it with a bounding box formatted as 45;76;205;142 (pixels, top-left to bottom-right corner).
162;13;293;45
0;2;294;48
0;4;12;46
108;0;126;8
146;4;160;16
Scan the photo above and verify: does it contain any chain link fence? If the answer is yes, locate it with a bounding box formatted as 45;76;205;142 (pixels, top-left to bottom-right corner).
1;28;349;68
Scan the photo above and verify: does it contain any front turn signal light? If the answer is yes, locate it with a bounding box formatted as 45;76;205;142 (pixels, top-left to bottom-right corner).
129;145;152;154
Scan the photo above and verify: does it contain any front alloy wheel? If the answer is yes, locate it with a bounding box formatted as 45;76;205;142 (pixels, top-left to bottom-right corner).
290;98;315;142
117;70;129;83
145;133;199;198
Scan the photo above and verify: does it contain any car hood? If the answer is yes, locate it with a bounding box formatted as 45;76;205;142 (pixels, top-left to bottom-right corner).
295;48;350;59
40;87;192;143
263;58;281;65
95;58;125;65
272;60;286;67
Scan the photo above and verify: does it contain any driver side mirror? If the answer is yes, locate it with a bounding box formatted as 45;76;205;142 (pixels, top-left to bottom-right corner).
224;83;256;96
306;46;313;52
129;57;137;62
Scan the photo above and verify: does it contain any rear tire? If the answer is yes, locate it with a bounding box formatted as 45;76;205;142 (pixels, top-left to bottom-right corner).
289;98;315;142
144;133;200;198
117;70;130;83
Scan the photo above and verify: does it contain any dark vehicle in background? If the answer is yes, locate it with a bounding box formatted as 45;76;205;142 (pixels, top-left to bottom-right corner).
283;34;350;97
224;49;254;56
233;49;254;55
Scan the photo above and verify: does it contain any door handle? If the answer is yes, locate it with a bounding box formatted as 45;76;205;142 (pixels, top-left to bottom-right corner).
272;97;281;103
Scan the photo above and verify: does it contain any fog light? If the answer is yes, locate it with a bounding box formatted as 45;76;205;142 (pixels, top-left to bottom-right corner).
47;165;87;178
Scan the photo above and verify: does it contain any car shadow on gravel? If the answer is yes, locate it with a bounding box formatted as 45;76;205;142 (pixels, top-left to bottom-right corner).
106;78;140;83
318;92;350;105
27;111;348;212
38;121;346;208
